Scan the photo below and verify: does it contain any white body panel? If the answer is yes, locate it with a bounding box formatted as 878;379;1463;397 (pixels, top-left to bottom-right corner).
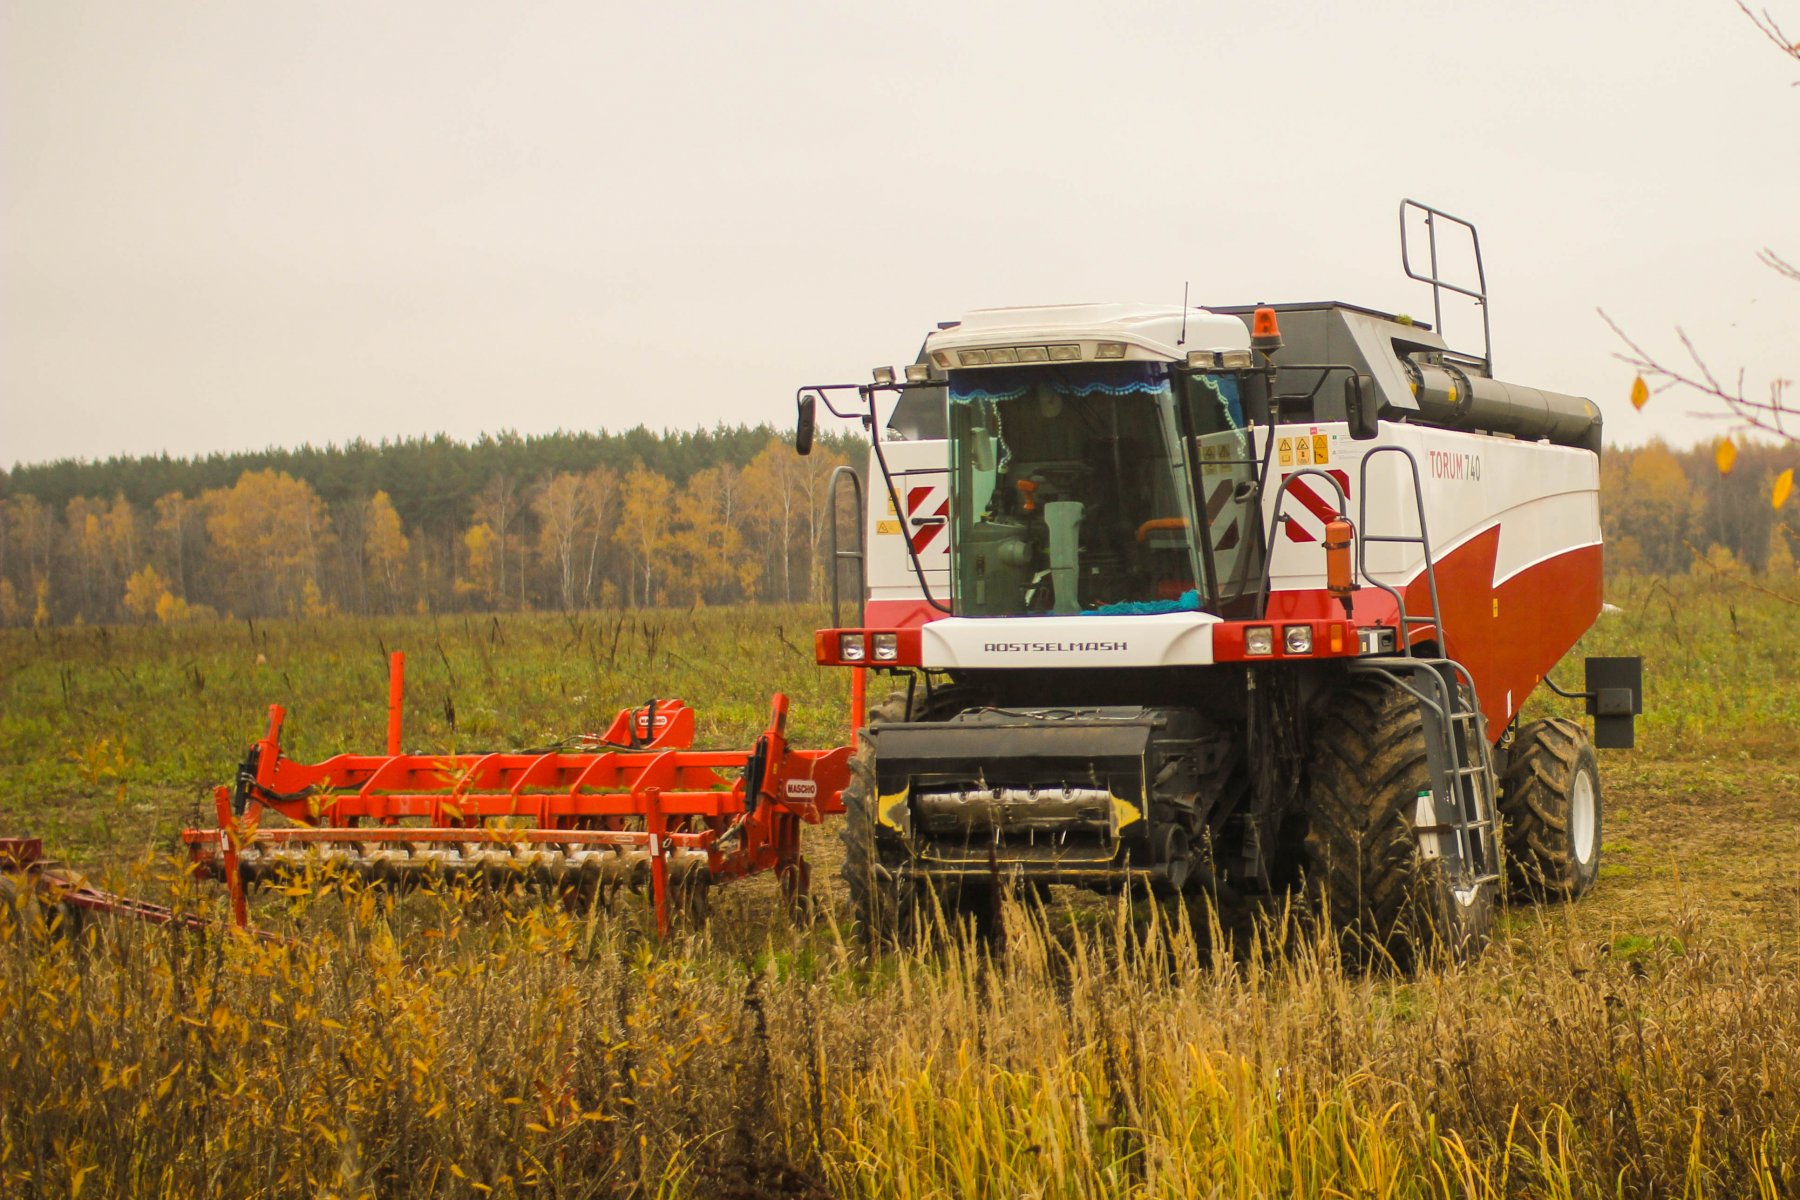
920;612;1219;670
1261;422;1601;594
865;440;951;615
925;304;1251;366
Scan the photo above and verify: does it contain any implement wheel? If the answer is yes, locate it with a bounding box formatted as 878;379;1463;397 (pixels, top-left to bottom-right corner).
1304;674;1496;969
1499;718;1601;900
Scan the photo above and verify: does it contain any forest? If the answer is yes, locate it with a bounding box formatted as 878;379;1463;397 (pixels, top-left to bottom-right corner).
0;427;1792;627
0;426;863;625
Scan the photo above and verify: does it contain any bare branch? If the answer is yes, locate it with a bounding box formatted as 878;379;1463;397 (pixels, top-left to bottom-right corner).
1597;8;1797;442
1761;248;1800;282
1738;1;1800;78
1600;306;1797;445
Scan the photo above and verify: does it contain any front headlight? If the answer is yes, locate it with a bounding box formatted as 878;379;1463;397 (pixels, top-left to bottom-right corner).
1245;626;1275;656
838;633;867;663
1284;625;1314;654
872;632;899;661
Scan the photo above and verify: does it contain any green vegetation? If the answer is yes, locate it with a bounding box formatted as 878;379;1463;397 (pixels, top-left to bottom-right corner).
0;425;867;624
1;576;1797;1196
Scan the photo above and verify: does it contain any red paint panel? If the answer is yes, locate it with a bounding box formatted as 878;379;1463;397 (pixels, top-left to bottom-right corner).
1214;618;1357;661
1404;531;1602;734
1268;531;1602;738
813;627;924;667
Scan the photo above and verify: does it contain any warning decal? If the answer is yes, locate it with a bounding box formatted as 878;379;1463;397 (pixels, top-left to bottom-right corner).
1280;469;1353;543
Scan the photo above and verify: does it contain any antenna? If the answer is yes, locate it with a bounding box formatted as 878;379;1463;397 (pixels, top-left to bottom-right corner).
1177;281;1190;346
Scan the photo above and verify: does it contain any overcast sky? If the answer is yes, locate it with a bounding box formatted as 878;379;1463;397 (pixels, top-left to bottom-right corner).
3;0;1795;469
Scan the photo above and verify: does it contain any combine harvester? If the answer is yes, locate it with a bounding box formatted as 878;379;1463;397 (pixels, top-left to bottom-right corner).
796;200;1641;961
19;201;1634;962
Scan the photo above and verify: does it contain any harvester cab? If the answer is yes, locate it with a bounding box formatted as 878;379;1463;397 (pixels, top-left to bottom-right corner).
801;200;1642;962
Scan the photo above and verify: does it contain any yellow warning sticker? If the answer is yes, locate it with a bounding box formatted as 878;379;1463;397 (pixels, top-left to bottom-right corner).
1295;438;1312;465
1278;437;1294;466
885;497;898;516
876;520;901;535
1313;434;1330;465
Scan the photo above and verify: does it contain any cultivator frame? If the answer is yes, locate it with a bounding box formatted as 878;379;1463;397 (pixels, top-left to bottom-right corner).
0;837;286;943
181;655;852;936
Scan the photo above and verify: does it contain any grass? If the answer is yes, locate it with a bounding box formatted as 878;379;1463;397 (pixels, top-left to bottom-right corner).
2;575;1798;1197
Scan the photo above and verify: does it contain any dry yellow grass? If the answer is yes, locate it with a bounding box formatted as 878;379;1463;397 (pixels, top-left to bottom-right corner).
2;578;1798;1197
4;868;1799;1198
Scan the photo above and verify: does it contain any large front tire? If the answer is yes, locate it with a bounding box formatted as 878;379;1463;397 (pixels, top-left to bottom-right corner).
1499;718;1602;900
840;687;998;948
840;696;915;947
1304;675;1497;969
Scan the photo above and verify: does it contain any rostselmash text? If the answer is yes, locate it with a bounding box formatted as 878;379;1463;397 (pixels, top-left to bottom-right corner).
982;641;1128;654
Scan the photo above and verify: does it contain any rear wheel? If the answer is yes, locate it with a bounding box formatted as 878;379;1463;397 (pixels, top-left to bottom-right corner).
1499;718;1602;900
1304;674;1497;968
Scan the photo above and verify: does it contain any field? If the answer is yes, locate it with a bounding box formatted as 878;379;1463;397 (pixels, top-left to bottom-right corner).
2;579;1798;1198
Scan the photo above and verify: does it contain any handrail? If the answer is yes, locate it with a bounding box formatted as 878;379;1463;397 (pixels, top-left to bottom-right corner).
1355;443;1445;660
827;465;866;628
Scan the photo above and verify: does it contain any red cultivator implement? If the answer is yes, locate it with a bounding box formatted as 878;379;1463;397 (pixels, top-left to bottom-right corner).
179;654;852;936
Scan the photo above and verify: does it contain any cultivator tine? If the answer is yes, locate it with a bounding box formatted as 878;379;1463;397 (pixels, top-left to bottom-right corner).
182;657;853;936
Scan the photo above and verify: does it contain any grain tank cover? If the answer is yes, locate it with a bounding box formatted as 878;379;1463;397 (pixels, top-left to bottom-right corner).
1210;302;1603;454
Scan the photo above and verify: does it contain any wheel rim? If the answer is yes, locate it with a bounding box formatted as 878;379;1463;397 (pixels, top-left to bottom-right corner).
1570;769;1598;865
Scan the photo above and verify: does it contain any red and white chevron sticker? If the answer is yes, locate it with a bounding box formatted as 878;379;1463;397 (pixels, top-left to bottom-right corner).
902;478;950;556
1280;469;1352;543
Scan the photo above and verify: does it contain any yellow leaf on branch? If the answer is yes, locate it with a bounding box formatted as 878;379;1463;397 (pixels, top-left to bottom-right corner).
1775;468;1795;510
1630;375;1650;410
1716;437;1738;476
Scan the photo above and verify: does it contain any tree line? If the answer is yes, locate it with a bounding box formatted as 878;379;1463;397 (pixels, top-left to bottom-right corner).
1;430;1791;627
0;426;862;625
1601;438;1795;577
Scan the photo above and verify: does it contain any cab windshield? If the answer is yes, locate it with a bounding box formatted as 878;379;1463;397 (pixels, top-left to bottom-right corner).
948;363;1203;617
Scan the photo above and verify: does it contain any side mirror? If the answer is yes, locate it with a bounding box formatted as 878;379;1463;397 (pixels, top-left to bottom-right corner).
795;393;816;456
1344;374;1381;441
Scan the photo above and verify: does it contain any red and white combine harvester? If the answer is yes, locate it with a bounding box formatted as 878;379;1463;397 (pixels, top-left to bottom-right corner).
797;200;1641;961
61;201;1630;961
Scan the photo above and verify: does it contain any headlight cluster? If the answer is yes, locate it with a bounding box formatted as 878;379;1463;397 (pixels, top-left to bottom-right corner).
943;343;1090;368
1243;624;1318;656
835;632;901;663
